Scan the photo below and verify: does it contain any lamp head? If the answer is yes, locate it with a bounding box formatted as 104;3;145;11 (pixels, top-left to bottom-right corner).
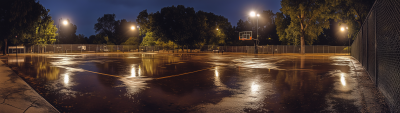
63;20;68;25
131;26;135;30
250;12;256;17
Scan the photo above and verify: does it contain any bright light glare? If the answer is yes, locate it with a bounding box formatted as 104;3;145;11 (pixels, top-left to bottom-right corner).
341;27;345;31
64;73;69;85
250;12;256;17
216;28;219;30
251;82;260;92
63;20;68;25
138;66;141;76
257;14;260;17
215;67;219;77
131;26;135;30
341;73;346;86
346;27;348;29
130;66;136;77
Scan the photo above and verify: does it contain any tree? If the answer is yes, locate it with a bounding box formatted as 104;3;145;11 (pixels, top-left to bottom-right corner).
22;9;58;46
90;34;107;44
0;0;48;55
58;19;78;44
279;0;334;54
122;37;140;45
275;12;295;45
95;14;136;45
114;19;136;45
333;0;375;39
94;14;117;43
257;10;280;45
152;5;199;47
136;6;233;48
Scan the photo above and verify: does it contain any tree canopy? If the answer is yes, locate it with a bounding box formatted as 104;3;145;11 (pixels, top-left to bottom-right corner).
0;0;58;54
278;0;335;54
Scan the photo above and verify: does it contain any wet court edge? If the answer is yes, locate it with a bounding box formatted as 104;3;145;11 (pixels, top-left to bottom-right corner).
1;53;389;112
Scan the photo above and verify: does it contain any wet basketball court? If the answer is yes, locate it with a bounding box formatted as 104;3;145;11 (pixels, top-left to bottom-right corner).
2;53;389;112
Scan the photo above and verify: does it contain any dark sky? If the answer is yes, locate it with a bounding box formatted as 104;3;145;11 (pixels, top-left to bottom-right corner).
38;0;282;37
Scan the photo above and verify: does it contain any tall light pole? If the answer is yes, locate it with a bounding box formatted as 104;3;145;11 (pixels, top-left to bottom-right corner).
341;27;350;55
58;18;68;44
250;11;260;54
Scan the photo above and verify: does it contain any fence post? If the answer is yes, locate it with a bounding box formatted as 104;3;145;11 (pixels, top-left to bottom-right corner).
375;8;378;86
366;18;368;72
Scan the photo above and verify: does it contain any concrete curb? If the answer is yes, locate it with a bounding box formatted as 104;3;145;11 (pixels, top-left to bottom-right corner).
0;56;59;113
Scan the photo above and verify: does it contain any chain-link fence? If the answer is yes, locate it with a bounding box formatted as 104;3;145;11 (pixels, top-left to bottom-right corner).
351;0;400;112
23;44;349;54
201;45;349;54
24;44;202;53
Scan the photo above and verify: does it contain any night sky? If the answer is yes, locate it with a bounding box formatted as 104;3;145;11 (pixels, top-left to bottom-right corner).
38;0;282;37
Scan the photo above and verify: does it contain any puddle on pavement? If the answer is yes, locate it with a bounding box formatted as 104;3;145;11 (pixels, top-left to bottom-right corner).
2;54;367;112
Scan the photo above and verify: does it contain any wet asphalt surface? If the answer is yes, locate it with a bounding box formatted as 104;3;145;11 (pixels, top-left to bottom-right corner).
1;53;389;113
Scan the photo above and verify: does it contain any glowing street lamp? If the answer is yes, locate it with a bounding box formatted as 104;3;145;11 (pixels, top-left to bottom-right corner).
341;26;350;55
58;18;70;45
250;12;256;17
249;11;260;54
131;26;135;30
216;28;219;30
63;20;68;25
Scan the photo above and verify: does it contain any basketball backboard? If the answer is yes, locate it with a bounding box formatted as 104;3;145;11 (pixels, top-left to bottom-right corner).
239;31;252;40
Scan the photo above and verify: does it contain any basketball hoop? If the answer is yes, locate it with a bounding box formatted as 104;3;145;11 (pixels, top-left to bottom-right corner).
239;31;252;41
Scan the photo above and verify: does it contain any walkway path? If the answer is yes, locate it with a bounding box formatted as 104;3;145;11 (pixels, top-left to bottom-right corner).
0;56;58;113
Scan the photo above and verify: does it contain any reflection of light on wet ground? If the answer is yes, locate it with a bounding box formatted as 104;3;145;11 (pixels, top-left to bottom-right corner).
251;82;260;93
138;65;141;76
132;67;136;77
232;57;282;69
341;73;346;86
214;67;226;88
215;67;219;77
118;78;152;99
64;73;69;85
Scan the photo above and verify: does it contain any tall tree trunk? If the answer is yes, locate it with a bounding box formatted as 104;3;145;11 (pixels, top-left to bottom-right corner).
301;35;305;54
3;39;7;55
300;22;305;54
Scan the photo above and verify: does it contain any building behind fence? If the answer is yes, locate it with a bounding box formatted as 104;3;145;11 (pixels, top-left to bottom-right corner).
351;0;399;112
20;44;349;54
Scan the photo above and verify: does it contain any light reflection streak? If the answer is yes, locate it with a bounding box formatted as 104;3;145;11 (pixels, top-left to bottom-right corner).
215;67;219;77
213;66;227;88
64;73;69;85
341;73;346;86
251;82;260;93
138;65;141;76
130;66;136;77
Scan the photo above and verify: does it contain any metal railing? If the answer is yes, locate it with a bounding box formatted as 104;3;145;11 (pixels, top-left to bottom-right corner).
23;44;349;54
351;0;400;112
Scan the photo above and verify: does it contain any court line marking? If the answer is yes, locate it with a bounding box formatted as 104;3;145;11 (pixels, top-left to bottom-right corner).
155;65;225;80
57;65;225;80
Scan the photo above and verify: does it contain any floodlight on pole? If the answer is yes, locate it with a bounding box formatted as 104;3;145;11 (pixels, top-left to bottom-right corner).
250;12;256;17
340;26;350;56
131;26;135;30
63;20;68;25
216;28;219;30
249;11;260;54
